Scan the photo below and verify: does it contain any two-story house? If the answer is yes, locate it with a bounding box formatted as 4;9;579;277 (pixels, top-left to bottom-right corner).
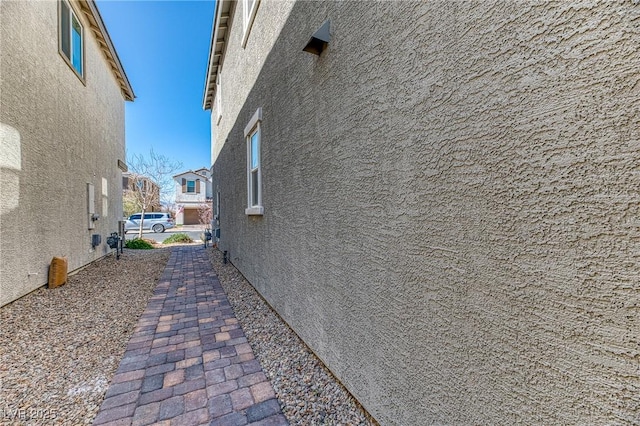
122;172;161;216
0;0;133;307
202;1;640;424
173;168;212;225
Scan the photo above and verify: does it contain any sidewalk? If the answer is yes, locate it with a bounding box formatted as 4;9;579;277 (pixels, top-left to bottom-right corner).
93;246;288;426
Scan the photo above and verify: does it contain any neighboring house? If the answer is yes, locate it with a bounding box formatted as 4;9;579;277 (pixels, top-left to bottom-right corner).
203;1;640;424
0;0;134;307
174;168;212;225
122;172;161;214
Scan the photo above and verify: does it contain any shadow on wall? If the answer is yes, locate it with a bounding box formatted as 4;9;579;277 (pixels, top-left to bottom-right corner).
0;123;21;217
211;1;640;424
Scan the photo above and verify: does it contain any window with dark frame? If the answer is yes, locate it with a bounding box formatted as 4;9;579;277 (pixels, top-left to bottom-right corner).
59;0;83;77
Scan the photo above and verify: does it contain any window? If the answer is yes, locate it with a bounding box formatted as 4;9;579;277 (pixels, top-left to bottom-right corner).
181;178;200;193
215;74;222;124
101;177;108;218
244;108;263;215
59;0;84;78
241;0;260;48
249;130;260;206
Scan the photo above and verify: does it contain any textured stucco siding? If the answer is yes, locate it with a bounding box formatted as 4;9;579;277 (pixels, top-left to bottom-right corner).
211;1;640;424
0;1;126;306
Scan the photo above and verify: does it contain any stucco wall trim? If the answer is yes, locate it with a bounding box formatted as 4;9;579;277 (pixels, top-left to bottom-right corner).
243;107;262;137
245;206;264;215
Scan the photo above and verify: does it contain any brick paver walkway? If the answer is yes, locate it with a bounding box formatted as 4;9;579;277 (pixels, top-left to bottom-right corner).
93;246;288;426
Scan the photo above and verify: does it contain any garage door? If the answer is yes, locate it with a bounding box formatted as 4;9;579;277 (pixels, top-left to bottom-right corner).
184;209;200;225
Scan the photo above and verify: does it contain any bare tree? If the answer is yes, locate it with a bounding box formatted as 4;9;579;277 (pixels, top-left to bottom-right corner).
122;191;142;218
197;202;213;229
164;202;179;221
127;149;182;238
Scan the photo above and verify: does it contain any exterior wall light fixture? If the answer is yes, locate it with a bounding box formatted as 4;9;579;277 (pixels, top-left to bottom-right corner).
303;20;330;55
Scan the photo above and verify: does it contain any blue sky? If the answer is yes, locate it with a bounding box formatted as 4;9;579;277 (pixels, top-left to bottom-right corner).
96;0;216;173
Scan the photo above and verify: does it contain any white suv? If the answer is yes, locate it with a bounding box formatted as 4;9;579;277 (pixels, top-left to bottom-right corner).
124;212;175;233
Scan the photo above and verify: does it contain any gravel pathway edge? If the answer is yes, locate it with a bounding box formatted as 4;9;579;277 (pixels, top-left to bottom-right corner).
207;248;378;425
0;248;171;425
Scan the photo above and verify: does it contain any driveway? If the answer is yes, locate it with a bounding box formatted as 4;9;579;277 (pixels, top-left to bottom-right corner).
124;225;206;244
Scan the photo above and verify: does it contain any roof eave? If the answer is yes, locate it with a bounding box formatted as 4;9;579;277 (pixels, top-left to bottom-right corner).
174;169;210;179
202;0;233;110
81;0;135;101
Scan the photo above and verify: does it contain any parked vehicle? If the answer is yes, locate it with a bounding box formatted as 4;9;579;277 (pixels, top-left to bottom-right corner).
125;212;175;233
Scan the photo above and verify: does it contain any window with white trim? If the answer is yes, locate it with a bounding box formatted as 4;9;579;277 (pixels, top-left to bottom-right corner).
102;177;108;217
215;74;222;124
244;108;263;215
241;0;260;48
59;0;84;78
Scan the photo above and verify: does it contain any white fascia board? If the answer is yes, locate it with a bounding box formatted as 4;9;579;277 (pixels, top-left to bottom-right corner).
202;0;224;110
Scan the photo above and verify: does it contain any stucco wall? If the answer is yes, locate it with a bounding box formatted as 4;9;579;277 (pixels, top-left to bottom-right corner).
211;1;640;424
0;0;126;306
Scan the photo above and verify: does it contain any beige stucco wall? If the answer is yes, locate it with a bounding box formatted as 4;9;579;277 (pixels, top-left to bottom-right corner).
211;1;640;424
0;0;126;306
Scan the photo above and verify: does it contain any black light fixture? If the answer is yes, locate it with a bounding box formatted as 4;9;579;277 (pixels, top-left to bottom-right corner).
303;20;330;55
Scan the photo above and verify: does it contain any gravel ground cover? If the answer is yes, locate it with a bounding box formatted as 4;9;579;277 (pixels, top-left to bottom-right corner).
0;248;170;425
207;248;378;426
1;244;378;425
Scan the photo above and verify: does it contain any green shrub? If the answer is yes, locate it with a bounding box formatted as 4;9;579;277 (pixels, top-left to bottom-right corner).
163;233;193;244
125;238;154;250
